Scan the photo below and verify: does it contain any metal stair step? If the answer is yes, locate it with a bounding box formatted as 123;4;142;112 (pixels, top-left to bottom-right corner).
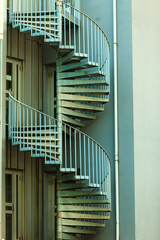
59;70;105;79
60;94;109;103
62;233;84;240
58;197;110;205
61;219;105;228
61;108;96;120
57;190;106;197
62;115;85;128
59;205;111;212
59;60;98;72
62;101;104;112
60;212;110;220
57;175;89;183
59;86;109;94
62;226;96;235
57;182;100;190
58;79;107;86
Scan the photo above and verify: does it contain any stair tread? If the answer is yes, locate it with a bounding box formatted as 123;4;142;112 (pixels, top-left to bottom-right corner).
62;115;85;128
62;226;96;235
59;205;111;212
61;219;105;228
60;212;110;220
62;101;104;112
57;175;89;183
59;86;109;94
57;190;106;197
58;197;110;205
60;94;109;103
61;108;96;120
57;182;100;190
62;233;85;240
58;79;107;86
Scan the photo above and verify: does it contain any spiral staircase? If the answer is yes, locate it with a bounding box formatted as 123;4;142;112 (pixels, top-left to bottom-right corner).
8;0;111;239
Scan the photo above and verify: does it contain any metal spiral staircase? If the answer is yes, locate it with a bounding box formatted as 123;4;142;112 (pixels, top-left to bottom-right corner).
9;0;111;239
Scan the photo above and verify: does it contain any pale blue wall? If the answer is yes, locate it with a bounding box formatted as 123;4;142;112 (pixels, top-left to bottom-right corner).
81;0;135;239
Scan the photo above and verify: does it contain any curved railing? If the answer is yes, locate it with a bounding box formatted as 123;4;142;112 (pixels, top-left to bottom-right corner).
9;0;110;85
8;93;111;199
59;0;110;84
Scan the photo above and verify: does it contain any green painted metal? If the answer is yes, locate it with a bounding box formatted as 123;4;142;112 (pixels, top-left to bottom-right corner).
8;1;111;238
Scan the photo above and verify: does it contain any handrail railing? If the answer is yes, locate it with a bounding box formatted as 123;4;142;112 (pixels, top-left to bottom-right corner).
8;93;111;200
9;0;110;85
59;0;110;84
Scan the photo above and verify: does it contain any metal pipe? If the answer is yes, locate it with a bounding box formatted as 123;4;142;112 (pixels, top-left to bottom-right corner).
113;0;120;239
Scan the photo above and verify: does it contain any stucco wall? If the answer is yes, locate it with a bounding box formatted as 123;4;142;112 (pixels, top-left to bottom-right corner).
132;0;160;239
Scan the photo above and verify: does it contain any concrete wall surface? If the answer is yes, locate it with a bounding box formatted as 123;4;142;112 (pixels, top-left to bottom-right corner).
132;0;160;239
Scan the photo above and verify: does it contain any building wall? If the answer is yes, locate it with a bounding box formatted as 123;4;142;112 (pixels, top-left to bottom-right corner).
7;25;42;110
81;0;135;240
132;0;160;239
80;0;115;239
6;24;43;240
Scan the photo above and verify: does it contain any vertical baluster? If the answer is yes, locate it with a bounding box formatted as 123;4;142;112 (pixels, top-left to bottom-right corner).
88;138;90;184
95;25;97;63
69;2;71;46
49;118;51;163
98;28;100;70
83;15;85;54
104;155;107;194
87;18;89;60
79;12;80;54
54;120;56;162
39;113;41;155
49;0;51;38
79;132;82;177
102;150;104;193
74;8;76;51
39;0;41;33
16;0;18;25
8;98;11;138
44;115;47;163
91;21;93;62
44;0;46;39
27;108;28;149
84;135;86;178
19;104;21;148
65;125;67;169
23;105;25;149
101;31;103;72
23;0;24;29
31;0;33;31
103;151;105;193
27;0;28;28
92;141;94;185
74;129;77;175
69;127;72;170
31;109;33;154
17;102;18;143
99;147;101;192
13;100;15;144
64;4;66;46
35;111;37;155
35;0;37;34
96;144;98;185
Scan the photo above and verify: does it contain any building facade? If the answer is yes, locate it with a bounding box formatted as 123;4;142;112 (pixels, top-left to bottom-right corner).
1;0;160;240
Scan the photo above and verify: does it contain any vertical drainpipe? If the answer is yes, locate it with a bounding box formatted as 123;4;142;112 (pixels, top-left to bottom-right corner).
113;0;120;240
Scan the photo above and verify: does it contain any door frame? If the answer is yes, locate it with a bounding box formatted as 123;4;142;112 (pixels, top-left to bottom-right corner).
6;57;24;102
5;170;24;240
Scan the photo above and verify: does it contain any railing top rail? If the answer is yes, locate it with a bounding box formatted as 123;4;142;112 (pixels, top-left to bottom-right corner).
9;93;111;165
58;0;110;50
